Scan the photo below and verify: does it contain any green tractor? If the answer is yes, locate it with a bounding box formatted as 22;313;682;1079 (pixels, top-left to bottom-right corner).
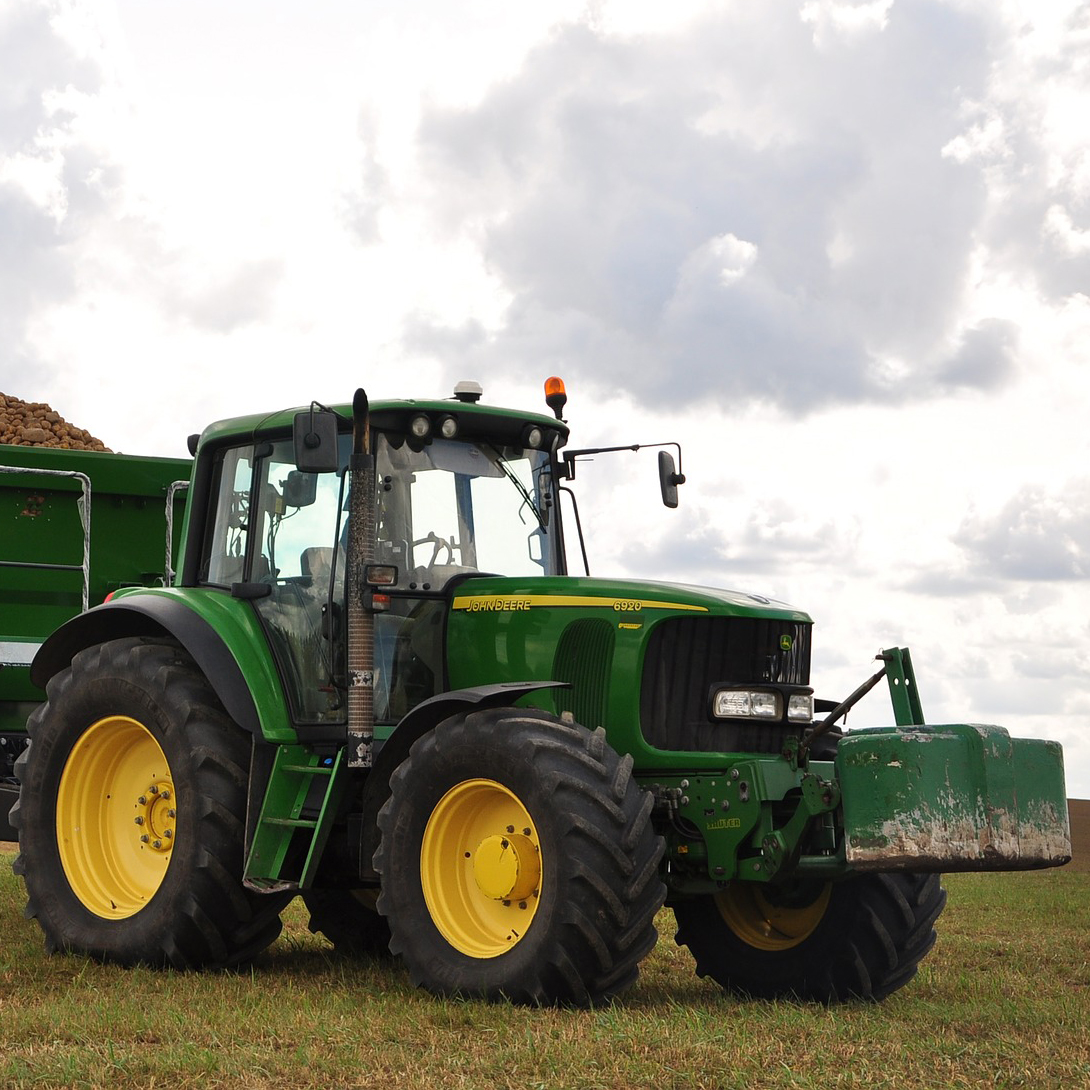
11;380;1070;1005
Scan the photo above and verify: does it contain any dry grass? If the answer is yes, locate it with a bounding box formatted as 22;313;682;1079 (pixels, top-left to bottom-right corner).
1;845;1087;1090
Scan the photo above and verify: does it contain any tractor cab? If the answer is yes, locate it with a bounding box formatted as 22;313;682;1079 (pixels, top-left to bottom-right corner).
196;391;566;729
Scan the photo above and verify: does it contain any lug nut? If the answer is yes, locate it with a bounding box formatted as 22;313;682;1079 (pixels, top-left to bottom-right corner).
134;816;144;826
138;796;147;805
149;785;159;795
160;789;171;800
140;835;149;844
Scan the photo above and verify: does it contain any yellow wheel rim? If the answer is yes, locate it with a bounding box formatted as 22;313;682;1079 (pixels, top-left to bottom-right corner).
420;779;542;958
716;882;832;951
56;715;176;919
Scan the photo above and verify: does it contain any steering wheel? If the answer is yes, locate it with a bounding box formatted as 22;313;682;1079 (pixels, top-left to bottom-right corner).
412;531;455;567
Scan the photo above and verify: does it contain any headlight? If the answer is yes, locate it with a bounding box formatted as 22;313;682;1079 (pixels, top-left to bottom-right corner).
787;693;814;722
712;689;782;719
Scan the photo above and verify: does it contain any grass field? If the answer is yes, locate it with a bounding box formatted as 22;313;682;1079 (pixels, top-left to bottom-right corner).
1;826;1087;1090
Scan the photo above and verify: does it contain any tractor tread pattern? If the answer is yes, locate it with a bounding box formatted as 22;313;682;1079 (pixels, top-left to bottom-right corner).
675;871;945;1003
11;637;290;970
374;708;665;1006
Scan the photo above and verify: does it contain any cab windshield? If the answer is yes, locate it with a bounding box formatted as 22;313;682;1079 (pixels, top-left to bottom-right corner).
375;434;557;589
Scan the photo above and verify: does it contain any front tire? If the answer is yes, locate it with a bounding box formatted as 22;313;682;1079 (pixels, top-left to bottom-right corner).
673;872;946;1002
374;708;665;1006
12;637;288;968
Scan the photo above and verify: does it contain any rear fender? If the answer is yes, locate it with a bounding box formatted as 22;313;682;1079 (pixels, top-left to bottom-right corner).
31;591;294;742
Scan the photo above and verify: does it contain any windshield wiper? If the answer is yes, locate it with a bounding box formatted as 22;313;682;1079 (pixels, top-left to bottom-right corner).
487;446;547;530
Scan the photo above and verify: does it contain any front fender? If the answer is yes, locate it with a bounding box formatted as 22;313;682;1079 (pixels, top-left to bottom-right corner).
32;589;295;742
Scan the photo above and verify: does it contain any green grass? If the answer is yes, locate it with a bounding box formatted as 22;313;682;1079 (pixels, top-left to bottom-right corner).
1;849;1087;1090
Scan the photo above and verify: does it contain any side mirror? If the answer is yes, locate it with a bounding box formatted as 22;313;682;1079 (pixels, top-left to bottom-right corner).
658;450;685;509
282;470;318;508
293;406;340;473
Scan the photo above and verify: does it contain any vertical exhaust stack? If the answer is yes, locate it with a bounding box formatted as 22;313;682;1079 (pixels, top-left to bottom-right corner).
347;388;375;768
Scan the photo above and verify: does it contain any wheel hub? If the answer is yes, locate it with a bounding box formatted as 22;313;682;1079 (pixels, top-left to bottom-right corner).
471;833;540;902
133;781;176;853
716;881;832;951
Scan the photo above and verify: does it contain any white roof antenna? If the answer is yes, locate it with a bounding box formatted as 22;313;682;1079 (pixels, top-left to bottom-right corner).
453;380;483;403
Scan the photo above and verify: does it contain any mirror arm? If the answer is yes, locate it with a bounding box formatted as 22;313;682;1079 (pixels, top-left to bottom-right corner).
562;442;684;479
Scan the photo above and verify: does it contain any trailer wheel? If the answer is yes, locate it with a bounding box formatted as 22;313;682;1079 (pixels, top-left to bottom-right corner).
303;888;391;956
11;637;289;968
673;871;945;1002
374;708;665;1006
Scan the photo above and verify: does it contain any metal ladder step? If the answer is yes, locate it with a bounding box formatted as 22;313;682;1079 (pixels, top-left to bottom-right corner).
244;744;345;892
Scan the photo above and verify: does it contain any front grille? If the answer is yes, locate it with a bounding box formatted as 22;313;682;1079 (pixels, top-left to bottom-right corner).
640;616;812;753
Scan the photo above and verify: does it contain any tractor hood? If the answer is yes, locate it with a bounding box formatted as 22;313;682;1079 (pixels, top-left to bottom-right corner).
448;575;812;624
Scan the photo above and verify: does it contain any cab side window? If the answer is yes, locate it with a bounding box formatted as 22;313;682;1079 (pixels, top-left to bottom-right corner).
203;446;254;586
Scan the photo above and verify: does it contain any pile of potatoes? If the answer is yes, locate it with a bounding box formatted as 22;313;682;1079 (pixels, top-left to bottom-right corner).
0;393;111;451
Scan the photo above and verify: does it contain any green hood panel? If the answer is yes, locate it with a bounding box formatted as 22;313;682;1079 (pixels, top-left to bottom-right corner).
448;575;811;623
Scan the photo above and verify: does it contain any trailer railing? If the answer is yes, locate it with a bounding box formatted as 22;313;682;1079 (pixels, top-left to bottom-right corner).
0;465;92;613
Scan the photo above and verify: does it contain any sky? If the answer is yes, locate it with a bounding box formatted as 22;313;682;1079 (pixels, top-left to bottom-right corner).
3;0;1089;798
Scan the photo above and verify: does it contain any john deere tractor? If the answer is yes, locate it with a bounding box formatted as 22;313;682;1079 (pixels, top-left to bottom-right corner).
11;380;1070;1005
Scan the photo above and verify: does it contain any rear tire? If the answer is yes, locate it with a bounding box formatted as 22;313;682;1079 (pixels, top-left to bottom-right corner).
374;708;665;1005
674;872;946;1002
12;637;289;968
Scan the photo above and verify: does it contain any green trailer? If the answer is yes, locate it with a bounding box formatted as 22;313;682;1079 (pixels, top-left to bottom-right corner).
8;383;1070;1004
0;445;191;837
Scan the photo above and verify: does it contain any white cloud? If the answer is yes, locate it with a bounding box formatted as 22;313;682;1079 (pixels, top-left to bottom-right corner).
800;0;895;48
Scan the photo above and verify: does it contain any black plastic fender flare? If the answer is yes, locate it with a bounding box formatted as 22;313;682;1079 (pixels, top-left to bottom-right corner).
356;681;569;879
31;598;262;737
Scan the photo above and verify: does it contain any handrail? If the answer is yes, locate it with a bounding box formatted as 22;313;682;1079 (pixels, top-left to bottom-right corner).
0;464;91;613
165;480;189;585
